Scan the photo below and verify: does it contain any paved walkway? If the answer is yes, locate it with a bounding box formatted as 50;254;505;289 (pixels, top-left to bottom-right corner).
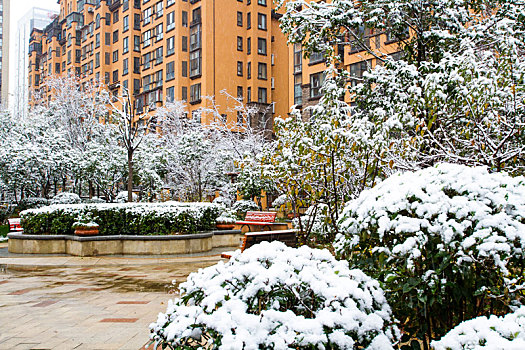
0;243;232;349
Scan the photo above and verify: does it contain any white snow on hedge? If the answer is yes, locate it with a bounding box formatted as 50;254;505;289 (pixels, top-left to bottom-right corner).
335;163;525;275
150;241;399;349
432;307;525;350
21;201;221;220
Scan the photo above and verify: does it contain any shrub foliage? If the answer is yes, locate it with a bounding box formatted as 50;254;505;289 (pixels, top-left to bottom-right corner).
150;241;399;349
335;164;525;345
20;202;222;235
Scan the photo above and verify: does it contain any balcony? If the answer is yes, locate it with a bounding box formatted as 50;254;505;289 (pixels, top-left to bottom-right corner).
109;0;121;12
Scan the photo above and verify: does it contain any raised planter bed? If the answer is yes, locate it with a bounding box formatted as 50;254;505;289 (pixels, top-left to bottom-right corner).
7;230;242;257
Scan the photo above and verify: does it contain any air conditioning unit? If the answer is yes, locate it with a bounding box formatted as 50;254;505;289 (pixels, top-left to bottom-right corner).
271;54;275;66
271;77;275;89
87;7;94;13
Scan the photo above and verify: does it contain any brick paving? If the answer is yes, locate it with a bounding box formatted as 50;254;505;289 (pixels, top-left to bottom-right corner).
0;243;229;350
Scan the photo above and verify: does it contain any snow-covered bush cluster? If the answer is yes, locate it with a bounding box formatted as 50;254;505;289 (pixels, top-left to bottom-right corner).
215;208;237;224
335;163;525;341
432;307;525;350
231;200;259;219
293;204;332;244
115;191;138;203
150;241;399;349
20;202;223;236
50;192;81;205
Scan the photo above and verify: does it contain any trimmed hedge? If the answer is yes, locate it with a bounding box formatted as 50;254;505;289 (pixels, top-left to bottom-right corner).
20;202;223;236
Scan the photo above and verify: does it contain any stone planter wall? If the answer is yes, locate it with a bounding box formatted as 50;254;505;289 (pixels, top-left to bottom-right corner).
7;230;243;257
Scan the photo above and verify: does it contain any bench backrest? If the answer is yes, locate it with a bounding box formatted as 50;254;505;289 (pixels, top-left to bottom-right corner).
244;211;277;222
242;229;298;251
8;218;23;232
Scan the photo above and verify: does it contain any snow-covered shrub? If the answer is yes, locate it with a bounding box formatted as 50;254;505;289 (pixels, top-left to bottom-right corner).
115;191;138;203
17;197;50;211
231;199;259;219
21;202;223;236
50;192;81;205
215;208;236;224
271;194;289;209
150;241;399;349
432;307;525;350
83;197;106;204
72;212;99;229
212;196;231;208
335;163;525;343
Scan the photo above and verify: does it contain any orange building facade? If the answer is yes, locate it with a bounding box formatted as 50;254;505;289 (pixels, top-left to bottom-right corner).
28;0;290;133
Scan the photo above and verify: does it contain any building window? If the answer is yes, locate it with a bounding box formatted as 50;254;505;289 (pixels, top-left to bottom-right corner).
155;24;164;41
113;11;119;24
134;78;140;94
167;11;175;31
310;50;324;64
95;14;100;29
247;37;251;54
143;30;151;47
143;7;152;25
258;0;267;5
182;11;188;27
123;58;129;75
95;52;100;68
167;0;175;6
105;52;110;65
293;43;302;73
167;86;175;102
166;36;175;55
123;15;129;31
190;24;201;51
294;74;302;105
192;7;201;24
106;13;111;26
247;62;251;79
182;36;188;52
257;38;267;55
123;37;129;53
134;35;140;51
349;61;369;87
237;36;243;51
95;33;100;48
237;86;243;100
166;61;175;81
144;52;152;69
113;50;119;62
247;12;251;29
155;47;164;64
247;87;251;102
310;72;325;98
258;87;267;103
134;57;141;73
190;50;202;77
113;69;119;83
237;12;243;26
182;86;187;101
258;13;267;30
190;83;201;103
182;61;188;77
237;61;243;76
257;62;267;80
155;1;164;17
134;14;141;29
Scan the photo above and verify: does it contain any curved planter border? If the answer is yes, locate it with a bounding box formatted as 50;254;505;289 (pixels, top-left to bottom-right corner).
7;230;242;257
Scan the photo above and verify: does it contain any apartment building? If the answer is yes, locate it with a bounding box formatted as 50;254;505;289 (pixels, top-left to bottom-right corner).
1;0;10;107
28;0;290;134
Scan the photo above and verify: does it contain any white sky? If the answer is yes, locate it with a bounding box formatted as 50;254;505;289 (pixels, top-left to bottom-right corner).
8;0;60;103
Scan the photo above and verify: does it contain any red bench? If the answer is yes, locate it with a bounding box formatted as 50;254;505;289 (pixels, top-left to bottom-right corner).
236;211;277;232
8;218;23;232
221;229;298;259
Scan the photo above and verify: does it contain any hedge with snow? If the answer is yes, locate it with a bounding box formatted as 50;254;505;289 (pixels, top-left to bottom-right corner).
432;306;525;349
335;163;525;342
20;202;223;235
149;241;399;349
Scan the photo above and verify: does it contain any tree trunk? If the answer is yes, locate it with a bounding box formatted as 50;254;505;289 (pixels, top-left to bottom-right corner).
127;149;134;202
